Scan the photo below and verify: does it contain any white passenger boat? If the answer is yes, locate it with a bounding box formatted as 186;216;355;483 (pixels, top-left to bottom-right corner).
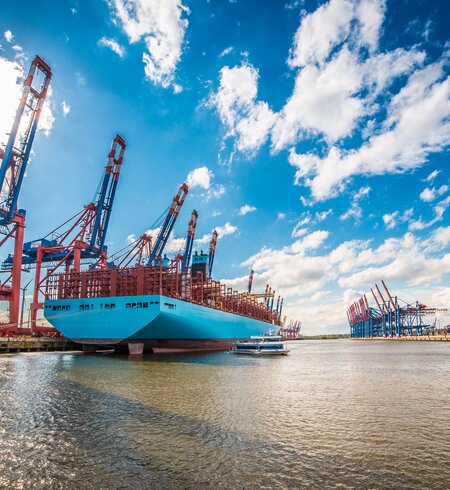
230;335;290;355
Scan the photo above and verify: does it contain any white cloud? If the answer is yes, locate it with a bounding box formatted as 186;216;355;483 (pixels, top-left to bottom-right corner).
209;0;449;202
0;55;55;145
354;185;371;200
409;196;450;231
277;212;286;220
205;184;225;201
207;62;275;160
289;59;450;200
4;30;13;43
196;222;238;244
340;203;362;221
108;0;189;89
75;71;86;85
98;36;126;58
239;204;256;215
382;208;413;230
424;169;440;182
219;46;234;57
382;211;398;230
186;166;213;189
61;100;71;118
71;7;77;14
419;185;448;202
340;185;370;221
225;226;450;332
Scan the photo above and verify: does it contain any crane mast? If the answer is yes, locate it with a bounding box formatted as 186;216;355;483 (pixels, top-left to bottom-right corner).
147;183;188;265
0;56;52;225
248;269;254;294
14;135;126;331
90;135;126;252
208;229;218;278
0;55;52;335
181;210;198;273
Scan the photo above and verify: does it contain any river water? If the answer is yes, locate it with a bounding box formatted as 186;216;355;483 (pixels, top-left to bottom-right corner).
0;340;449;489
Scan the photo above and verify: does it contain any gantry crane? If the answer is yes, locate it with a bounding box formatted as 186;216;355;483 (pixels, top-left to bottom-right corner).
181;209;198;273
0;55;52;335
248;269;254;294
147;183;189;265
4;135;126;331
207;229;218;278
347;280;448;337
105;183;190;270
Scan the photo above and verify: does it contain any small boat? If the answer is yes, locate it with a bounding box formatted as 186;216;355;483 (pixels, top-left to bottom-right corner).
230;335;290;355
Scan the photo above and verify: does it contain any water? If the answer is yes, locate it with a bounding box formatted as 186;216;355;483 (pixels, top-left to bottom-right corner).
0;340;449;489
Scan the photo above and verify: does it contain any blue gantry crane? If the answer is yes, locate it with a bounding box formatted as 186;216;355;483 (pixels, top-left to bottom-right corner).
0;55;52;334
181;209;198;273
147;183;189;266
5;135;126;330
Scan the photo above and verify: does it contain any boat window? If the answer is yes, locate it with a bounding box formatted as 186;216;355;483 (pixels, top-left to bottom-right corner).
155;301;159;304
110;304;115;309
126;303;131;308
143;302;148;308
105;304;110;310
66;306;70;311
132;303;136;308
137;303;142;308
53;306;57;311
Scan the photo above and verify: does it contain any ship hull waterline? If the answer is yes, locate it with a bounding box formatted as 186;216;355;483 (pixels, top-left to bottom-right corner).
44;295;274;354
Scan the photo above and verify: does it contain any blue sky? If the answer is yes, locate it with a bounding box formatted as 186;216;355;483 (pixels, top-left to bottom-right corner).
0;0;449;333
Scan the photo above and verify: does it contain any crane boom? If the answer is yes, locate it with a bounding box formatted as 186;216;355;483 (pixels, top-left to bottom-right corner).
208;229;218;277
248;269;254;294
90;134;126;252
148;183;188;265
0;55;52;225
181;209;198;273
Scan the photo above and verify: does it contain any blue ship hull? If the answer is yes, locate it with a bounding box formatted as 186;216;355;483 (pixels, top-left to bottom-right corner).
44;295;273;352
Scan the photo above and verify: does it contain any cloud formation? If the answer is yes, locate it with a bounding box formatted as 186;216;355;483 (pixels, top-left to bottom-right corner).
108;0;189;89
98;36;126;58
209;0;450;201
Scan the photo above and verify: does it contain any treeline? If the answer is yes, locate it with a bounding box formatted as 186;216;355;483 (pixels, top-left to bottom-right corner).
299;334;350;340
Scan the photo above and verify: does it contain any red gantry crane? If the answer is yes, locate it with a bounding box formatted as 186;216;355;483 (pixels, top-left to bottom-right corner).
7;135;126;332
207;229;218;278
0;55;52;335
106;183;190;270
181;209;198;273
147;183;189;266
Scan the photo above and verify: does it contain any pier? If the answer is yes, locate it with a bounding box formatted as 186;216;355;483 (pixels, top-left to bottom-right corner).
353;335;449;342
0;337;81;353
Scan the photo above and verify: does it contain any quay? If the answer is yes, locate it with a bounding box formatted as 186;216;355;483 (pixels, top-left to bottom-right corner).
354;335;449;342
0;337;82;353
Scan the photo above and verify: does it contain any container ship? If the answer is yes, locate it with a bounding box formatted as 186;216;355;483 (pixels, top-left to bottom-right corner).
43;253;283;354
42;185;285;354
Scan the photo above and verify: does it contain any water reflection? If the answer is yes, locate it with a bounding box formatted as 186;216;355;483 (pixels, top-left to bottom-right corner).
0;341;449;488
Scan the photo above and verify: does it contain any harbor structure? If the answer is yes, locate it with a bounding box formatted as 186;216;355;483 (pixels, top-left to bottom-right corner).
347;280;447;338
43;184;284;354
0;56;52;336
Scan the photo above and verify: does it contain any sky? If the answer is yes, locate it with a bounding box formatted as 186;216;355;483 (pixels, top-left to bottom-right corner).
0;0;449;334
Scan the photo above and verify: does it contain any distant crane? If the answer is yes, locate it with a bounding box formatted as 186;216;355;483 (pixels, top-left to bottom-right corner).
248;269;254;294
104;183;189;270
147;183;188;265
347;280;448;337
208;229;218;277
7;135;126;331
181;210;198;273
0;55;52;334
